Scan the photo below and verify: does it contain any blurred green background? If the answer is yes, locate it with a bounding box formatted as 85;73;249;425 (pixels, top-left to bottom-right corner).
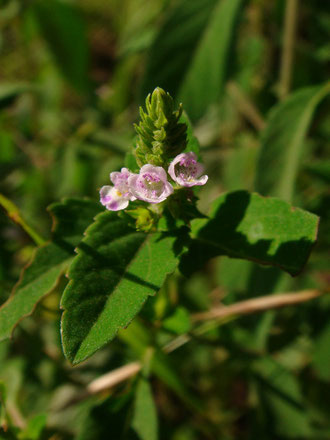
0;0;330;439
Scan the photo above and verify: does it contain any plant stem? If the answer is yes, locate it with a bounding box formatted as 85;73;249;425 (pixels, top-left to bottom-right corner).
279;0;298;100
0;193;46;246
191;288;321;321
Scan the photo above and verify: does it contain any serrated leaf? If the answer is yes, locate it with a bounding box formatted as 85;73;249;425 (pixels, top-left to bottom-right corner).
33;0;90;93
0;199;101;341
255;83;330;202
180;190;319;276
61;211;182;364
132;378;158;440
178;0;244;121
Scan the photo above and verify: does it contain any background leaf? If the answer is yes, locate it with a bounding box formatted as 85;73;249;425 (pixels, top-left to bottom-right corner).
178;0;244;121
141;0;243;121
255;83;330;201
252;357;312;438
132;377;158;440
140;0;217;100
33;0;90;92
0;199;101;341
61;211;183;364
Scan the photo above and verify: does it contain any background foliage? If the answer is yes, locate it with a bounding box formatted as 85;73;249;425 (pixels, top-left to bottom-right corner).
0;0;329;438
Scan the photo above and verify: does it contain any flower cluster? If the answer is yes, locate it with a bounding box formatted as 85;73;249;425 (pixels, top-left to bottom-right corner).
100;152;208;211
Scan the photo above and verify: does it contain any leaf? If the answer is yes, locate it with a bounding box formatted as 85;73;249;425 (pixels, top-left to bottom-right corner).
132;378;158;440
61;211;182;365
255;83;330;202
140;0;217;100
0;199;101;341
33;0;90;92
180;190;319;277
178;0;244;121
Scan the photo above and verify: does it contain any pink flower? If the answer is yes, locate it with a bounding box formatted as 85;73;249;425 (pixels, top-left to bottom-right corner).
100;167;136;211
168;152;208;187
128;164;173;204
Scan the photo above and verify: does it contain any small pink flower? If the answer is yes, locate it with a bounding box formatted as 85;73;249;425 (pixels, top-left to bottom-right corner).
128;164;173;204
168;152;208;187
100;167;136;211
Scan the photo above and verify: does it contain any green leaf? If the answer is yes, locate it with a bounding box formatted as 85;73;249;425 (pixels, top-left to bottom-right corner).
61;211;182;364
33;0;90;92
180;190;319;277
140;0;217;100
178;0;244;121
255;83;330;202
141;0;243;121
132;378;158;440
0;199;101;341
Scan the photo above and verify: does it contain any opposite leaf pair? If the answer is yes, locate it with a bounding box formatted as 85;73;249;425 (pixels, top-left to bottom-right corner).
100;152;208;211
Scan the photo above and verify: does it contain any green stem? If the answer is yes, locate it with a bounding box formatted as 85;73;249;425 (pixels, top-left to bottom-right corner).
0;193;46;246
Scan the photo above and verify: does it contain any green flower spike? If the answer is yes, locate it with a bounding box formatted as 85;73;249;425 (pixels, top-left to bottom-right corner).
134;87;187;168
